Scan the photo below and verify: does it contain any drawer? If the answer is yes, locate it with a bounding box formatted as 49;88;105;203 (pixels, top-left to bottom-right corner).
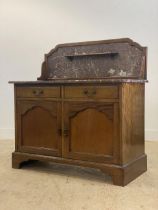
64;86;118;99
16;87;60;98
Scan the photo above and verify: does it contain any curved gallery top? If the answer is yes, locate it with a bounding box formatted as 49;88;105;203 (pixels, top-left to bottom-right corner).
9;38;147;84
37;38;147;82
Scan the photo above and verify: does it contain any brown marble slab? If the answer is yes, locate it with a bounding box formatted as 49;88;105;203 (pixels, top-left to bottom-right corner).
38;38;147;81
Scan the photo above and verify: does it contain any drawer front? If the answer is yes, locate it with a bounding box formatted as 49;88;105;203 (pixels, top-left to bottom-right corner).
64;86;118;99
16;87;60;98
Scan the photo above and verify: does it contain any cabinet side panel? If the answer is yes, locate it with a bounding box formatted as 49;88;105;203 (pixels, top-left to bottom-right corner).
121;83;145;164
14;85;18;151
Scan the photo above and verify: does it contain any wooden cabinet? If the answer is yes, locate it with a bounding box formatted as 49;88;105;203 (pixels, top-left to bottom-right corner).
11;83;147;186
15;85;119;163
10;38;147;186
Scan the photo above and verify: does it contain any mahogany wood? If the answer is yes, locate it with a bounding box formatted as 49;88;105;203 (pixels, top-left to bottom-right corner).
16;100;62;156
12;151;147;186
10;38;147;186
11;83;147;186
16;86;60;98
63;101;119;164
64;86;118;99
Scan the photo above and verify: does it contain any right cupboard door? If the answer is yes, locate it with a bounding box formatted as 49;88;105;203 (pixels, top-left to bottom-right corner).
63;102;120;163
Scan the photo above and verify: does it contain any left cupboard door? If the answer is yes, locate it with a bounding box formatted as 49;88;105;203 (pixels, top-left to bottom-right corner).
16;100;62;156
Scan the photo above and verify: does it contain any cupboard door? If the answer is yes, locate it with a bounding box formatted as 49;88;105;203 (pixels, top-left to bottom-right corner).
16;100;61;156
63;102;119;163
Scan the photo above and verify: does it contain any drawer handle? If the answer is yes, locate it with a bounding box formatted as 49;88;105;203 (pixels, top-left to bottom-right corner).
83;89;96;97
63;128;69;137
32;89;44;96
58;128;69;137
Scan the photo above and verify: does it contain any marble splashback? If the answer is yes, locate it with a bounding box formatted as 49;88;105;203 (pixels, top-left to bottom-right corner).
38;39;147;80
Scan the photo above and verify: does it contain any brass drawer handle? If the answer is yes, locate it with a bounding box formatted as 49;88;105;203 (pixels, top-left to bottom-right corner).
32;89;44;96
83;89;96;97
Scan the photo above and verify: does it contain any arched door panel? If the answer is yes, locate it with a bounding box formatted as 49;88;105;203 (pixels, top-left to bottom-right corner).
63;102;119;163
17;101;61;156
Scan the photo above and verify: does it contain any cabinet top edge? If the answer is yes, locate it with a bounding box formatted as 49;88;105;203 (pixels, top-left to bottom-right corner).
9;79;148;85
